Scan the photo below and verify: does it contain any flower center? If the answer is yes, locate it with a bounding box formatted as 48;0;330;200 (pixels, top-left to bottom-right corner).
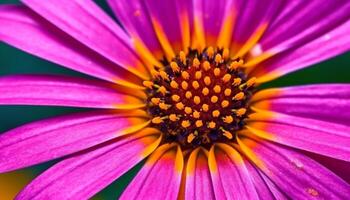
143;47;256;149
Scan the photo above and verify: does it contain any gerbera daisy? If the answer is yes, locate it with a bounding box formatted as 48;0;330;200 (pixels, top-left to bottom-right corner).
0;0;350;199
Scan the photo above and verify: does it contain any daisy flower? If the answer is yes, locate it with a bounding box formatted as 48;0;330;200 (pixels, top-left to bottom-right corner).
0;0;350;199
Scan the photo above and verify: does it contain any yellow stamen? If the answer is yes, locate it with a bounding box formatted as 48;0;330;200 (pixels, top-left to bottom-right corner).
193;111;200;119
170;62;180;73
224;88;232;96
221;100;229;108
195;120;203;127
187;133;196;143
185;91;192;99
192;81;200;89
152;117;163;124
159;70;169;81
193;96;201;105
193;58;200;68
236;108;247;117
171;94;180;102
143;81;154;89
169;114;178;121
202;104;209;112
158;86;167;95
170;80;179;89
176;102;184;110
195;71;202;79
204;76;211;86
229;60;243;70
247;77;257;87
222;74;231;82
213;85;221;93
207;46;214;58
212;110;220;117
203;61;211;71
159;102;170;110
215;54;222;64
208;121;216;129
202;87;209;96
185;107;193;114
233;78;242;86
151;98;160;105
211;95;218;103
233;92;245;100
223;115;233;123
223;130;233;139
179;51;186;64
182;120;191;128
150;69;160;78
181;81;188;90
181;71;190;80
222;48;229;59
213;68;221;76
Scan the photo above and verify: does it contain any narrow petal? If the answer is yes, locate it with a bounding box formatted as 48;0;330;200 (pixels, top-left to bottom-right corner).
208;143;259;200
107;0;163;63
0;75;145;109
0;5;144;87
231;0;282;58
250;19;350;83
120;144;184;199
144;0;184;60
21;0;149;80
0;110;149;173
243;159;276;200
247;110;350;162
252;84;350;125
16;128;162;200
185;148;214;200
260;1;350;55
238;138;350;199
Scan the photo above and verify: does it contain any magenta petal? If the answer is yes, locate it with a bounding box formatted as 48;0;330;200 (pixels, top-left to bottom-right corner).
243;160;276;200
0;75;144;109
21;0;149;79
209;144;259;200
0;111;147;173
248;111;350;162
0;5;143;84
240;138;350;199
107;0;162;54
185;149;215;200
120;144;183;199
253;84;350;125
252;19;350;82
16;130;161;199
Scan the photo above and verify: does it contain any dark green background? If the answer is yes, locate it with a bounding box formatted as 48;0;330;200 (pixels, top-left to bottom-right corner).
0;0;349;199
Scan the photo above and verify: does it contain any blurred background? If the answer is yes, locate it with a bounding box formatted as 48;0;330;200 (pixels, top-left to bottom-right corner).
0;0;349;199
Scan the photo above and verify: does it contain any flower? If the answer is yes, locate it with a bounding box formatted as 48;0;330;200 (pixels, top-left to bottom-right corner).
0;0;350;199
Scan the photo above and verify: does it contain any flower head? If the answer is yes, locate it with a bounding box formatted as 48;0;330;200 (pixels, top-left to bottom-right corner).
0;0;350;199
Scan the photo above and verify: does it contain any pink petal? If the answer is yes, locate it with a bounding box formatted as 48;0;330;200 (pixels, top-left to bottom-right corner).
107;0;162;56
16;129;161;199
0;5;143;86
248;110;350;162
0;110;148;173
21;0;149;80
120;144;184;199
251;19;350;82
252;84;350;125
260;1;350;55
208;143;259;199
0;75;145;109
243;159;276;200
185;148;215;200
239;138;350;199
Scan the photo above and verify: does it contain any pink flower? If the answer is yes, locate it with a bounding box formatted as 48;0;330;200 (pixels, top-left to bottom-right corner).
0;0;350;199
